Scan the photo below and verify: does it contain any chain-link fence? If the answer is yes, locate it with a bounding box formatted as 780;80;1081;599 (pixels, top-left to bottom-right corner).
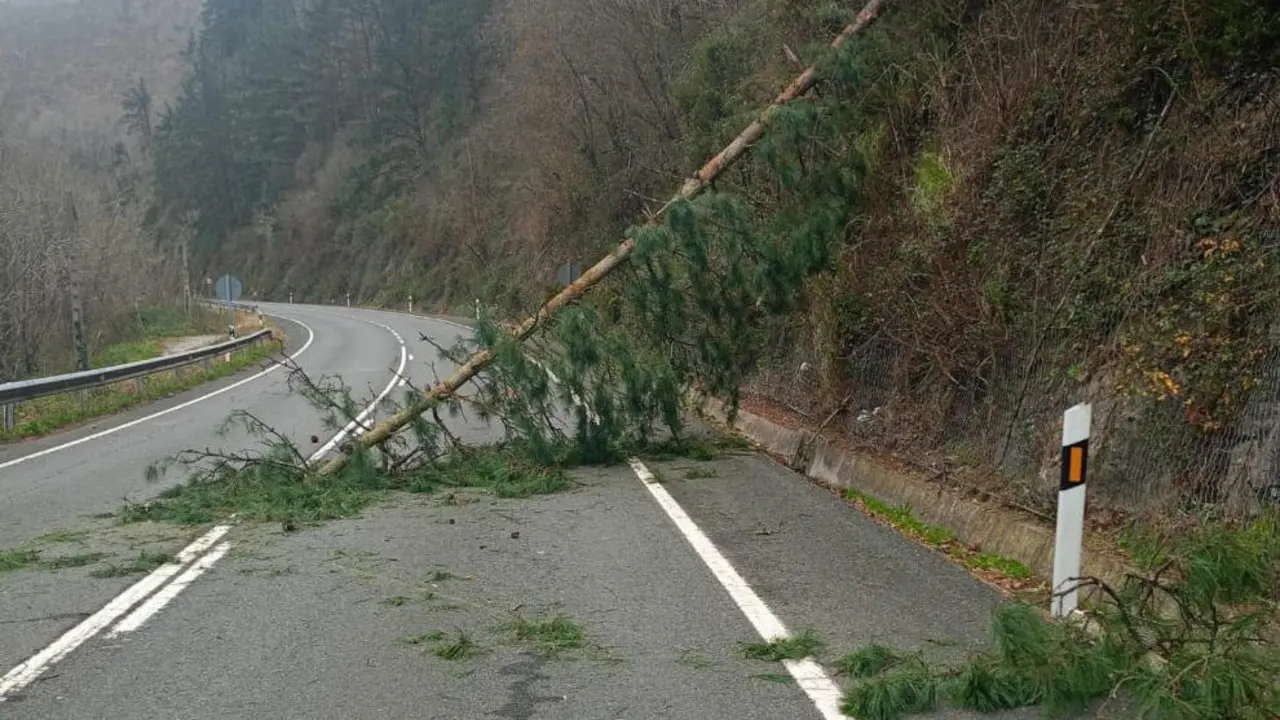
745;309;1280;524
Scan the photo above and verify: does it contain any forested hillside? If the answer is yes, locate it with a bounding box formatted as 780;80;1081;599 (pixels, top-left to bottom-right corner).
0;0;201;378
149;0;1278;519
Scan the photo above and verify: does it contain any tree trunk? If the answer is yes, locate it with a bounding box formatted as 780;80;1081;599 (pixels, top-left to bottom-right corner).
319;0;890;476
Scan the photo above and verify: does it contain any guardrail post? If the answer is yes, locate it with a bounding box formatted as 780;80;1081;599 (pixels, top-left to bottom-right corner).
2;402;14;432
137;375;148;395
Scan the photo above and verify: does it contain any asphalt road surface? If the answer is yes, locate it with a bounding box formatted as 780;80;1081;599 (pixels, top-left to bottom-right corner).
0;304;1049;719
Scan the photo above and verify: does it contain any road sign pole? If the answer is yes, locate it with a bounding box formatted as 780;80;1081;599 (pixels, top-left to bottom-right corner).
1052;403;1091;618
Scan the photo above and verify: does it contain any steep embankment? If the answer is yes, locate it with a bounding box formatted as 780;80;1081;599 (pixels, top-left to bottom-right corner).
153;0;1279;520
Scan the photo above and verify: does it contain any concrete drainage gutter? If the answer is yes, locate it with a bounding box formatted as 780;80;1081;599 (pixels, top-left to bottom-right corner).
693;395;1133;594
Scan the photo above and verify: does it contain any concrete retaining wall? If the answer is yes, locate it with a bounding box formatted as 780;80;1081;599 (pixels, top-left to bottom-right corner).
696;396;1132;591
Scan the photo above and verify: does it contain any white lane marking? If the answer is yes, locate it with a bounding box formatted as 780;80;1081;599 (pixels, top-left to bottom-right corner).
340;303;835;714
294;301;472;332
0;524;232;701
339;303;835;714
107;541;232;638
98;316;407;641
308;321;407;461
1;310;412;696
629;458;844;720
0;319;317;473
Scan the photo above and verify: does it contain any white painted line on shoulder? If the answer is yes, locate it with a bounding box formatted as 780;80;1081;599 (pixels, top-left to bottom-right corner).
629;458;845;720
0;524;232;701
0;319;316;473
107;541;233;638
1;311;418;698
308;321;407;462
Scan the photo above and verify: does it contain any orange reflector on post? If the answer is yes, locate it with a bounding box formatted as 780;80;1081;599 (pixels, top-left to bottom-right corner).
1068;446;1084;483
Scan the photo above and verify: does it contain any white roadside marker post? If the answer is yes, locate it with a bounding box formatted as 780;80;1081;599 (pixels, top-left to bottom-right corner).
408;295;413;314
1052;403;1091;618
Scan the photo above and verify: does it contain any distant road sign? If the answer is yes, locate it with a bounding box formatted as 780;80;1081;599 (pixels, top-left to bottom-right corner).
215;274;243;302
556;262;583;287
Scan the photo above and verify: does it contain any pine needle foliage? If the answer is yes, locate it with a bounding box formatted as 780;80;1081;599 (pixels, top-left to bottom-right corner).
838;515;1280;718
742;629;826;661
840;655;939;720
835;644;904;678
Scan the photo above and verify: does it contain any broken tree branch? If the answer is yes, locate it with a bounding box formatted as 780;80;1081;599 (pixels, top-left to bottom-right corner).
318;0;890;476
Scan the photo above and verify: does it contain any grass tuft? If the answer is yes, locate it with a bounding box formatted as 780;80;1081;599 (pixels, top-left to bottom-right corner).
502;613;586;658
401;630;446;645
32;530;89;544
39;552;109;570
89;551;172;578
434;631;479;660
742;629;824;661
843;488;1037;584
1;548;109;573
0;548;42;573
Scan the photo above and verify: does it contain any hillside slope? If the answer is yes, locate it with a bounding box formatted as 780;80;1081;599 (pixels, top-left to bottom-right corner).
0;0;201;378
151;0;1280;519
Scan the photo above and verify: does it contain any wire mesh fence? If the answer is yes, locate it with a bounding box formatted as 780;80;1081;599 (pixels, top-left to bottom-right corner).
744;308;1280;524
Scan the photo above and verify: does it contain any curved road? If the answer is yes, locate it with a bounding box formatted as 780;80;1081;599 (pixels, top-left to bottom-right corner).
0;304;1032;720
0;306;480;671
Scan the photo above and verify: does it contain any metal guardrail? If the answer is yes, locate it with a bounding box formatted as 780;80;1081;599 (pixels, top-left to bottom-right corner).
0;326;274;432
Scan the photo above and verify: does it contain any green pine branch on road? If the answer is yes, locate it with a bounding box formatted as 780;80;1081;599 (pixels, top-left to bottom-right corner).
841;515;1280;719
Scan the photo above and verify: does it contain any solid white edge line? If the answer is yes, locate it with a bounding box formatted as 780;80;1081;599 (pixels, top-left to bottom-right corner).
290;304;843;714
307;322;407;462
521;342;841;717
1;309;412;699
0;318;317;473
107;541;233;638
0;524;232;701
628;459;845;720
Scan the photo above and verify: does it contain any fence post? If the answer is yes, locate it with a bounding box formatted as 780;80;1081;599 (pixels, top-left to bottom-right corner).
1052;403;1091;618
2;402;14;432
